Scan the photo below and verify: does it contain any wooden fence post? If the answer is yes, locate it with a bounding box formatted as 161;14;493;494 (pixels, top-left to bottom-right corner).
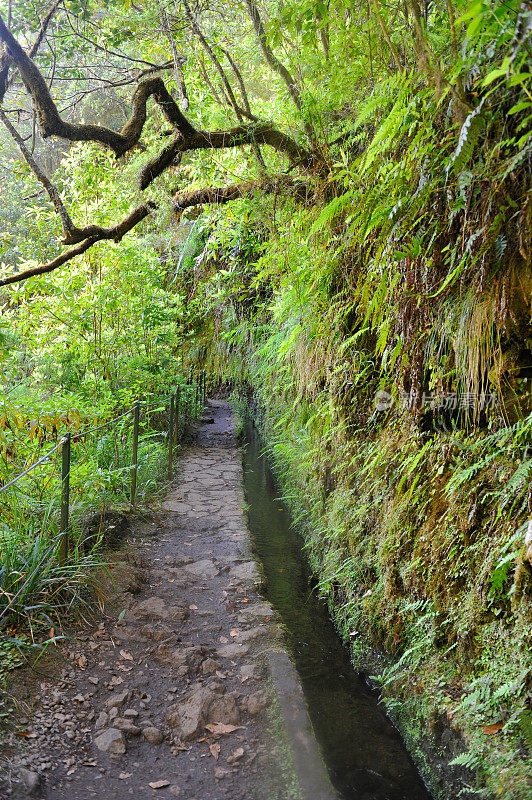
59;433;71;566
174;386;180;446
131;402;140;508
167;394;174;479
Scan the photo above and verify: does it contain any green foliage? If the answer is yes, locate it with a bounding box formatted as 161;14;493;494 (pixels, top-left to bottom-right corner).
0;522;100;634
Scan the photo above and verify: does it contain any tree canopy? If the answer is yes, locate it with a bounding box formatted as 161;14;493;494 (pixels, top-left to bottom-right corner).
1;0;529;286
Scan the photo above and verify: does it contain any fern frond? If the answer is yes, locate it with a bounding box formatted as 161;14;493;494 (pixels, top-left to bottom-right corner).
447;99;486;176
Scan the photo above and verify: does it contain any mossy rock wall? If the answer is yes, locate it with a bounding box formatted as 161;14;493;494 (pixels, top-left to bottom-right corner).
230;380;532;800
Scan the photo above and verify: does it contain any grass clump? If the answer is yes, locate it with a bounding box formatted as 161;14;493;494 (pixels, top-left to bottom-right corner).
0;524;101;638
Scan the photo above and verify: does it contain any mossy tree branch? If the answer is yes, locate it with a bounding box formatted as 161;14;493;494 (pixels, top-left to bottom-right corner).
0;203;157;287
0;11;324;286
173;177;310;211
0;0;60;104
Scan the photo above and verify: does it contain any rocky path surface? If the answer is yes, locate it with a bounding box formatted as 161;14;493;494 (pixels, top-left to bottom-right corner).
2;401;297;800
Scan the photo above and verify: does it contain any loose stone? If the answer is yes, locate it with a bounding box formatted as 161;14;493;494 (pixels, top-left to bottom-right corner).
93;728;126;754
142;727;163;745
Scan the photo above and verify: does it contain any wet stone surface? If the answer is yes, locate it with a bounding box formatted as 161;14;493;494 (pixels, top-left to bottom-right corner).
0;401;292;800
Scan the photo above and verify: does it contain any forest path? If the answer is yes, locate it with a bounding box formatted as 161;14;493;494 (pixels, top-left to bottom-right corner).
5;400;295;800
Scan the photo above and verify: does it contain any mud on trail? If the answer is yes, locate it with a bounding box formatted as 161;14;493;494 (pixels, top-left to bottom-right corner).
0;400;297;800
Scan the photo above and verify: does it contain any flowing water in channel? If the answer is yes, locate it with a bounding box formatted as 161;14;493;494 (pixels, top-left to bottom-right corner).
242;422;433;800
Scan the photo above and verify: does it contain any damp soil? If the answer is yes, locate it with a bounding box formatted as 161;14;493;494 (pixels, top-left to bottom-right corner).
242;420;433;800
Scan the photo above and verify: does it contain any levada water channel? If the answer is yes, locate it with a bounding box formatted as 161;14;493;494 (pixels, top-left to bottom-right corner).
242;421;433;800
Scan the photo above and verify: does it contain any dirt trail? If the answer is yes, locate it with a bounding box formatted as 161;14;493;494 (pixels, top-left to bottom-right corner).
2;400;296;800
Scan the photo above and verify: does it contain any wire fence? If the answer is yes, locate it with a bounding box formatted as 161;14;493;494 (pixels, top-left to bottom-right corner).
0;371;207;564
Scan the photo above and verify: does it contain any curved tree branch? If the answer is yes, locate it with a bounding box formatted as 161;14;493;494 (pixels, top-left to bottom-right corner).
139;122;321;190
0;0;60;103
0;14;194;157
0;174;313;288
0;9;326;288
0;12;317;180
0;174;313;287
0;202;157;287
0;238;101;287
173;177;310;210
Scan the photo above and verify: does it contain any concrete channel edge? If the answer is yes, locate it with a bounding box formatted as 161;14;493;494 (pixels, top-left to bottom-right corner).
264;647;339;800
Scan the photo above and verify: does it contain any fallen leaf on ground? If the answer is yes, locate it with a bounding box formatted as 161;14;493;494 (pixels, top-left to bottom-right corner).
230;629;239;638
172;740;191;751
149;780;170;789
226;747;244;763
205;723;242;735
189;604;198;610
209;743;221;760
482;722;503;735
120;650;134;661
219;636;228;644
